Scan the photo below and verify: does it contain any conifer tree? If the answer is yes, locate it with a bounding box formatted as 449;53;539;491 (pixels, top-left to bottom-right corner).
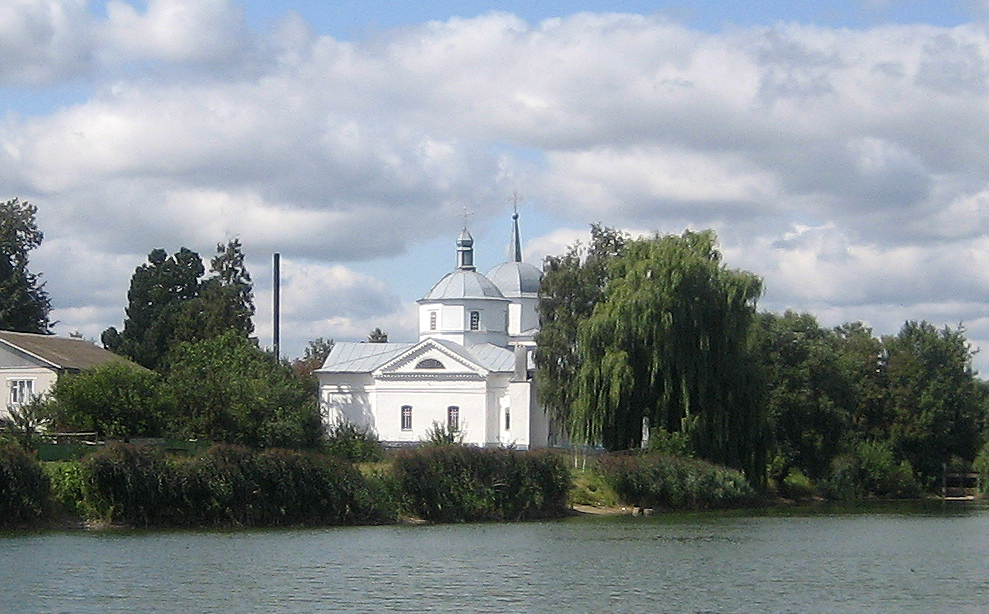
0;198;51;333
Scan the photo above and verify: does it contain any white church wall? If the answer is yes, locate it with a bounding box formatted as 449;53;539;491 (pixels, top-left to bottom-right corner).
319;373;375;431
373;378;490;445
507;380;534;448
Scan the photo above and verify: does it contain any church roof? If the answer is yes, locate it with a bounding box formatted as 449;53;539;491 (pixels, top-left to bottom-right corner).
421;269;508;302
486;260;542;297
318;342;414;373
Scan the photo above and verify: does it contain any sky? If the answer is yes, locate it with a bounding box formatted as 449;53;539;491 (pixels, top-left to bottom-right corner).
5;0;989;372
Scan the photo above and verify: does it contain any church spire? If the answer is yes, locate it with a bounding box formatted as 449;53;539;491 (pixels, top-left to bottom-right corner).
510;192;522;263
456;207;476;270
457;228;475;270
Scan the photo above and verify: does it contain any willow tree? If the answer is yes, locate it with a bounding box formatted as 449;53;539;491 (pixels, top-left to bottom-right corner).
536;224;627;426
570;230;767;480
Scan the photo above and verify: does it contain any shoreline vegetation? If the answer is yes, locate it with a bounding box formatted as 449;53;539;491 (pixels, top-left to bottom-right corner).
4;440;976;532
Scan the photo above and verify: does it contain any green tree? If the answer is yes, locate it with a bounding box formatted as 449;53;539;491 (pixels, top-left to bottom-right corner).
103;240;255;370
367;327;388;343
292;337;334;381
47;362;173;439
561;230;767;480
163;331;323;450
753;311;853;480
835;321;893;443
0;198;51;333
884;321;986;483
535;224;627;425
103;247;204;369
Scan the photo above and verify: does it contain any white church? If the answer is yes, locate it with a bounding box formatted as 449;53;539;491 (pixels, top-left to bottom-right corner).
316;212;554;449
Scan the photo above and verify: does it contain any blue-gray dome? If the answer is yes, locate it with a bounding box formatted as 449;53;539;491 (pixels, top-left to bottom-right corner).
422;269;508;301
486;261;542;297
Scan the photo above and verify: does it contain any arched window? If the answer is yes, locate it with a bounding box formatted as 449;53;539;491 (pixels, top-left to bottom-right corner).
415;358;444;369
429;311;437;330
401;405;412;431
469;311;480;330
447;406;459;432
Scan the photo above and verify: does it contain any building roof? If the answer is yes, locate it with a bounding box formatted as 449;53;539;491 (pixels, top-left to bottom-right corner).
0;330;136;371
486;260;542;297
420;269;508;302
318;342;416;373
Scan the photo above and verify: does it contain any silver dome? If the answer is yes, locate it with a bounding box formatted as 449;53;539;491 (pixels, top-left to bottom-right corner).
486;261;542;297
422;269;507;301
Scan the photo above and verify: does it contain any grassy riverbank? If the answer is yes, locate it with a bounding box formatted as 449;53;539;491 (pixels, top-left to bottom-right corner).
5;440;952;531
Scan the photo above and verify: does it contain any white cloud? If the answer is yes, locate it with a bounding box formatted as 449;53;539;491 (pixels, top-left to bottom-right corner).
0;0;93;84
7;7;989;371
103;0;249;65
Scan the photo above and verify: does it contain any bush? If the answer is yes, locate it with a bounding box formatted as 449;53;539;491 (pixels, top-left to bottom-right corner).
0;443;50;527
77;443;388;528
820;441;920;500
647;429;693;457
393;446;570;522
422;421;464;446
324;422;383;463
975;442;989;495
81;442;173;526
596;452;755;510
48;362;172;439
779;468;816;500
44;461;90;518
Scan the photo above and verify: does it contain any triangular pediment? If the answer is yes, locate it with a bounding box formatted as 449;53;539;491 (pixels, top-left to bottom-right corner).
373;339;488;378
0;342;49;369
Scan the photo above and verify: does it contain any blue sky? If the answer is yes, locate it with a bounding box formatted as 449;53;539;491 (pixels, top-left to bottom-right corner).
5;0;989;372
233;1;976;35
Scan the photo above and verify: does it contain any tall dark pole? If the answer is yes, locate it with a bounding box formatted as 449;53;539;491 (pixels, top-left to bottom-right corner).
273;252;280;358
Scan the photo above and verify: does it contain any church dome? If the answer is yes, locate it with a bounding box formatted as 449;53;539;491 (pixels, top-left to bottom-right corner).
486;261;542;297
422;269;507;301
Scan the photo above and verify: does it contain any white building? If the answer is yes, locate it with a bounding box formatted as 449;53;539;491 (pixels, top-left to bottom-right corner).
316;213;552;448
0;330;138;422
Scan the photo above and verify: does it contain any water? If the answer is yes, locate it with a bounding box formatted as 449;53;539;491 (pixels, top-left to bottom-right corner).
2;503;988;614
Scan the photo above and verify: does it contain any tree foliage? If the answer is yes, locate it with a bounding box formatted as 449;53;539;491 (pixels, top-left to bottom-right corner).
103;240;255;370
0;198;51;333
292;337;334;381
883;321;986;482
162;331;323;450
47;362;173;439
539;228;767;481
752;311;853;480
536;224;627;424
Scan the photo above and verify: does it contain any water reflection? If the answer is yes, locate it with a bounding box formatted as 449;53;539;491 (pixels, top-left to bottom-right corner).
2;502;987;613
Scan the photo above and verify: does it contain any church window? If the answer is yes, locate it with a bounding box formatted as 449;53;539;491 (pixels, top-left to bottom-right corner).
8;380;33;406
401;405;412;431
469;311;480;330
415;358;444;369
447;406;459;432
429;311;437;330
504;408;510;431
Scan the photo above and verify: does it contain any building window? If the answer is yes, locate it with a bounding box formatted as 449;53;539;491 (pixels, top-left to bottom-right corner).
401;405;412;431
447;406;459;432
504;408;511;431
415;358;444;369
8;380;33;406
429;311;437;331
469;311;480;330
